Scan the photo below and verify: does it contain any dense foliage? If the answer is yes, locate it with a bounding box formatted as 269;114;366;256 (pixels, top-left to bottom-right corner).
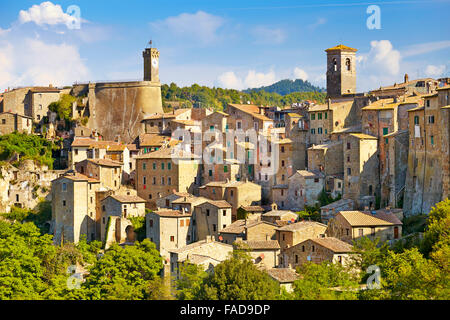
244;79;325;95
48;94;76;121
0;132;58;169
1;201;52;233
161;82;327;111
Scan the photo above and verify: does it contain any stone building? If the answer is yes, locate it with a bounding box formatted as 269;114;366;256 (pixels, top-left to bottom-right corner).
325;44;357;98
76;158;122;191
51;172;101;244
343;133;379;209
320;198;355;224
169;236;233;278
198;180;262;219
327;210;402;243
219;219;278;244
285;112;308;171
267;268;300;293
135;148;201;209
70;46;164;143
141;108;192;135
0;112;32;135
280;237;354;268
307;140;343;175
261;209;298;224
285;170;325;211
276;221;328;250
234;239;281;269
100;194;146;245
146;209;194;258
404;87;450;215
193;200;232;241
170;194;209;215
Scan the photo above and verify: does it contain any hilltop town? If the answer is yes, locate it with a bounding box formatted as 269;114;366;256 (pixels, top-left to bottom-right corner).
0;43;449;299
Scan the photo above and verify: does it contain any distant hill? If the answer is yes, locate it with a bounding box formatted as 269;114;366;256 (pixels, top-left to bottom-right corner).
244;79;325;95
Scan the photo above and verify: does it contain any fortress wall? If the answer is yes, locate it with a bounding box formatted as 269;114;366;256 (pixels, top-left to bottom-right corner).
86;81;163;143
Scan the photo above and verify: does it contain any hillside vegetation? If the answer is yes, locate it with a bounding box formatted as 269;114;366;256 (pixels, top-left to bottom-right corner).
244;79;325;95
161;82;327;111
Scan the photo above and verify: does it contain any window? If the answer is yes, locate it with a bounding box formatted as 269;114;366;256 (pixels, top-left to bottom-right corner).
210;125;214;131
346;229;349;236
180;220;184;227
168;177;172;185
152;177;156;185
152;162;156;170
170;236;175;242
359;229;364;237
347;168;351;175
347;156;350;163
318;127;323;134
346;58;351;71
213;224;216;232
414;116;419;125
282;234;285;241
426;99;430;107
310;114;315;120
143;176;146;185
333;58;337;71
149;194;152;199
324;112;328;119
281;146;285;153
338;256;343;264
168;162;171;170
224;165;228;173
312;245;315;252
383;127;389;135
161;177;165;185
302;245;305;252
143;163;146;170
223;210;227;216
74;149;78;155
1;119;5;124
230;190;234;197
371;227;375;235
161;163;164;170
282;174;285;181
318;113;322;120
295;255;298;264
62;183;67;192
62;200;66;206
265;174;268;181
209;170;212;177
428;115;435;124
347;142;351;150
311;128;315;134
206;209;210;216
431;136;434;145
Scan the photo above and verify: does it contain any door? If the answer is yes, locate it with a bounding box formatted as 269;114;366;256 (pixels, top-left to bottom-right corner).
394;227;399;239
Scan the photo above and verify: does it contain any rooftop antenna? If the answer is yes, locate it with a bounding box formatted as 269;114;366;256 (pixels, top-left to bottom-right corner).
148;39;153;48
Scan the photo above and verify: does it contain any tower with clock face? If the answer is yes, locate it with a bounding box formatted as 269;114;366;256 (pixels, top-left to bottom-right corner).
143;46;160;82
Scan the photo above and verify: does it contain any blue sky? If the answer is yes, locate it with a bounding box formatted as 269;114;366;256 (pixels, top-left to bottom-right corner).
0;0;449;92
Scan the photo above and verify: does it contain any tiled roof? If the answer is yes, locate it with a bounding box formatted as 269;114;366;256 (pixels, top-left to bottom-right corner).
206;200;232;208
135;147;200;159
277;221;327;232
338;211;395;226
151;209;191;217
349;133;378;140
263;210;297;218
241;205;265;212
139;134;170;147
170;239;232;254
309;237;353;253
325;44;357;52
320;198;354;210
228;104;272;121
87;158;122;167
142;108;191;120
293;170;321;179
267;268;301;283
236;240;280;250
58;172;100;183
220;219;275;234
364;209;403;225
108;194;146;203
71;137;125;150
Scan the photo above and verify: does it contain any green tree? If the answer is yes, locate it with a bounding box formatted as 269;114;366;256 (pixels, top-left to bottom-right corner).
292;261;360;300
176;262;208;300
82;239;163;299
48;94;76;121
196;250;280;300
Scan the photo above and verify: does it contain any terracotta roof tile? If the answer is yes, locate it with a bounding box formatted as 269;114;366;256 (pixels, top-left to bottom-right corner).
267;268;301;283
338;211;395;226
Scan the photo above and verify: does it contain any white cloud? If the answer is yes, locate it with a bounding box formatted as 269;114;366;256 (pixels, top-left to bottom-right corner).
425;64;446;77
0;38;89;89
18;1;77;27
251;26;286;44
308;17;327;30
402;40;450;58
293;67;308;81
356;40;402;91
151;11;224;45
217;70;276;90
217;71;244;90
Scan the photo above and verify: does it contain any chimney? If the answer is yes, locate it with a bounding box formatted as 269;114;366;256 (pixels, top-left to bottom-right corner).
327;98;331;110
404;73;409;83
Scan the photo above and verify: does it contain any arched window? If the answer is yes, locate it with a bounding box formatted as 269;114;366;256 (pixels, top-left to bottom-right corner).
346;58;351;71
333;58;337;71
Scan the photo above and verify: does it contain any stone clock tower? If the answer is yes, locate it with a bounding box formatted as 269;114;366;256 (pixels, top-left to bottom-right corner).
143;46;160;82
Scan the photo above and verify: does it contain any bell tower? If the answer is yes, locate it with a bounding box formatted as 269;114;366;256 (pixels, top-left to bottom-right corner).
325;44;357;98
143;41;160;82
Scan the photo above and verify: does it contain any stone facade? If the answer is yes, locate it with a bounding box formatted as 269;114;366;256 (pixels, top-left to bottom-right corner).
194;200;232;241
286;170;325;211
325;45;357;98
276;221;328;250
0;112;32;135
